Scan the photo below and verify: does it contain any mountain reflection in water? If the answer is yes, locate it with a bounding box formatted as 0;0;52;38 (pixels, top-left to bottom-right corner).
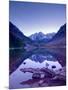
9;48;66;89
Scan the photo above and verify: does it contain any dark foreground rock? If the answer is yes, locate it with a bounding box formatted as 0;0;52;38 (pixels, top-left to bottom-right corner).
20;67;66;87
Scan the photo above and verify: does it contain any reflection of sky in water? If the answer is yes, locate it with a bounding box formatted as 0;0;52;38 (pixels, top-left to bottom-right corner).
9;59;62;89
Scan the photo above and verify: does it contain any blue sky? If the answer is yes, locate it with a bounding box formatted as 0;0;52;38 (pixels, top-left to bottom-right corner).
9;1;66;36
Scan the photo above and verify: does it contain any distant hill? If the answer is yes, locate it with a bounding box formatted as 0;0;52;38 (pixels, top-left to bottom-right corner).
45;24;66;47
9;22;24;48
9;22;35;48
50;24;66;41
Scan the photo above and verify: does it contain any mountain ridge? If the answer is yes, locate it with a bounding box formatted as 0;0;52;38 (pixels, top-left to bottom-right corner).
29;32;56;42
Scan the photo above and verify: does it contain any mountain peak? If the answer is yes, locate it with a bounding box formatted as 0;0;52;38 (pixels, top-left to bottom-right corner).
29;32;55;41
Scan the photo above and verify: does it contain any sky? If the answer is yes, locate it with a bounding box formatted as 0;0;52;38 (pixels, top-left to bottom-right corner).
9;1;66;36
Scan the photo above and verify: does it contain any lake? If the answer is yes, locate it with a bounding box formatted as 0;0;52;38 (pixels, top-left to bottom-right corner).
9;48;64;89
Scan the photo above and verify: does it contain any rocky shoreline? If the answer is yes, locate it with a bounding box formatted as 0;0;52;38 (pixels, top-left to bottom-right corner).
20;66;66;87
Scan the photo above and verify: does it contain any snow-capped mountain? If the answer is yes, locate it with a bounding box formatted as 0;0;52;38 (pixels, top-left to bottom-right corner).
29;32;55;42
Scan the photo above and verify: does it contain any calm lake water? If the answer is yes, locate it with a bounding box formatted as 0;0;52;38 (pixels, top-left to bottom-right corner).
9;48;63;89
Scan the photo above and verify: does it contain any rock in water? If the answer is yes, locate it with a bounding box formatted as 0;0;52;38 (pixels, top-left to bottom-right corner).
32;73;41;79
